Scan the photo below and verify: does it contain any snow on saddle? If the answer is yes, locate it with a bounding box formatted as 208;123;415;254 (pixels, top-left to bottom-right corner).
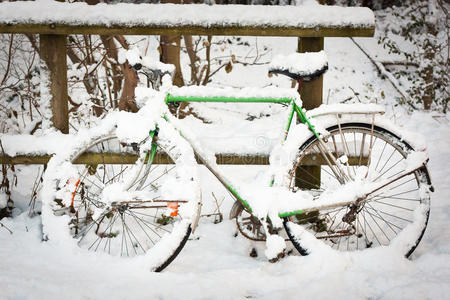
268;50;328;82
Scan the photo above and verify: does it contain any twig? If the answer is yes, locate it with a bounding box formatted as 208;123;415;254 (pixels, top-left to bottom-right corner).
253;37;259;64
210;192;224;223
28;120;42;135
0;34;14;86
201;36;213;86
348;86;362;103
0;221;13;234
0;139;6;156
350;37;418;110
183;35;200;85
380;61;419;67
201;212;222;218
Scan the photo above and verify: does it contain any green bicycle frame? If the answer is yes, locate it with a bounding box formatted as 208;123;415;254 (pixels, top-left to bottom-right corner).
147;94;322;219
166;94;321;140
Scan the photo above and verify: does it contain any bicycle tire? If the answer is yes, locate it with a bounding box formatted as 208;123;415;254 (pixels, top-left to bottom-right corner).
41;124;201;271
283;122;431;257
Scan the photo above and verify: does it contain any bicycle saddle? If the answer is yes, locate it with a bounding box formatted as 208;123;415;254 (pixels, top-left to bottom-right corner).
268;50;328;82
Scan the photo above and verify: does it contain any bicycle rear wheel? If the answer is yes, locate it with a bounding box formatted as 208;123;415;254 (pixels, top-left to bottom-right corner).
283;122;431;257
42;126;201;271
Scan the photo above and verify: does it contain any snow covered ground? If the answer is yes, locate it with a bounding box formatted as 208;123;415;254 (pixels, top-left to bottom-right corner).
1;34;449;299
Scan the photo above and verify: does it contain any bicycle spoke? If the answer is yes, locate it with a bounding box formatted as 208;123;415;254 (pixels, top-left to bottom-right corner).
365;203;412;223
364;206;391;243
103;166;130;186
374;156;404;182
359;133;366;166
370;200;414;211
103;214;119;253
376;148;396;174
130;211;156;245
140;165;176;191
362;209;381;246
356;213;370;247
370;186;419;199
126;210;169;237
120;214;129;257
294;174;324;191
363;208;400;234
374;141;387;170
122;214;142;255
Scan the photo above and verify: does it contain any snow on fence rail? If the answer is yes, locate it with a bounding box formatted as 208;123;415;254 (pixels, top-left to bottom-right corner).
0;151;367;166
0;130;368;166
0;2;375;36
0;152;273;166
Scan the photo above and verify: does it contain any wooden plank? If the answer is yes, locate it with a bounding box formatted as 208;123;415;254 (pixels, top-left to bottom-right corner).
298;37;324;110
40;34;69;133
0;155;53;165
0;24;374;37
0;153;367;166
295;165;321;190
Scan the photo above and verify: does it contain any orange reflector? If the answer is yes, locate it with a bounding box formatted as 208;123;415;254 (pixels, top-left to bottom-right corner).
167;202;179;217
70;179;81;207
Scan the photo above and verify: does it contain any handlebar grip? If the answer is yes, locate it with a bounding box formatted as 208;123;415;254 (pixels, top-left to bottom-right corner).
132;63;142;71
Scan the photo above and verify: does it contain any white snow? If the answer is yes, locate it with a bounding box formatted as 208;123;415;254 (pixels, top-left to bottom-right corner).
1;5;449;300
264;234;286;260
0;1;375;30
141;57;175;75
306;103;385;117
0;193;7;209
269;50;328;77
0;131;73;156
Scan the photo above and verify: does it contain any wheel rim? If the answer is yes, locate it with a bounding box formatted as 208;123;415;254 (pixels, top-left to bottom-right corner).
235;206;267;241
61;136;188;257
288;124;430;253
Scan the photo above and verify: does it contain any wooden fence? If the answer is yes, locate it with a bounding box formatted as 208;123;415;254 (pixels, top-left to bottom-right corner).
0;2;375;173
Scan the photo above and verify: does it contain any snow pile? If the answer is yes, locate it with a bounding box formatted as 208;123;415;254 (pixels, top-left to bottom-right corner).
118;47;141;65
0;1;375;29
269;51;328;78
264;234;286;259
0;131;72;156
306;103;385;117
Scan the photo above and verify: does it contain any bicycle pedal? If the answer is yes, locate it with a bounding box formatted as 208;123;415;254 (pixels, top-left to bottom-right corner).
268;251;286;263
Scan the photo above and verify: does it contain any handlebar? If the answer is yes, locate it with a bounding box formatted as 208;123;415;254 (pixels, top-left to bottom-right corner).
132;63;173;91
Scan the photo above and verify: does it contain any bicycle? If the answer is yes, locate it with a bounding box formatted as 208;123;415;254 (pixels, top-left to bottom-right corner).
41;50;432;271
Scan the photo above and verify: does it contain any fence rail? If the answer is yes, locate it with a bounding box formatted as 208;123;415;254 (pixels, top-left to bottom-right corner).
0;24;374;38
0;153;368;166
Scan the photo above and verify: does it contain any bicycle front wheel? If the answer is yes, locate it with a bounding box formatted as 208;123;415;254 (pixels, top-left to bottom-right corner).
283;122;431;257
42;125;201;271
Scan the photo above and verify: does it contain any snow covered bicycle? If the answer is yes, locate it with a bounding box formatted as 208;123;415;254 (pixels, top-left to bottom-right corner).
41;51;432;271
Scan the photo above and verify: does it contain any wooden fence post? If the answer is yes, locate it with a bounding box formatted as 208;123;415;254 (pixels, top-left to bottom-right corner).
298;37;324;110
295;37;324;190
39;34;69;134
